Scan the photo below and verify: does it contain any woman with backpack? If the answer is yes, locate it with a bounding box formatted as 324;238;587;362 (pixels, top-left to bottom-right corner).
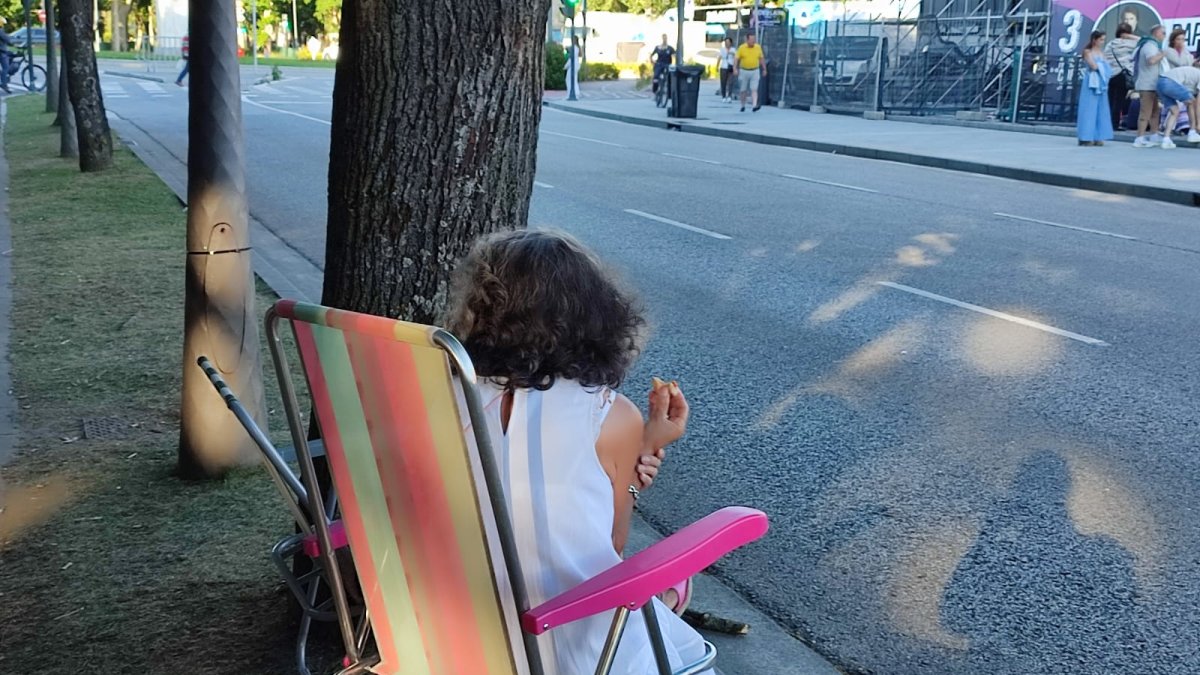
1077;31;1114;146
1104;24;1138;130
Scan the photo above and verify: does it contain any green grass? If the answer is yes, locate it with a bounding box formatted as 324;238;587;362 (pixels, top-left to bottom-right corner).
0;96;335;674
240;55;337;68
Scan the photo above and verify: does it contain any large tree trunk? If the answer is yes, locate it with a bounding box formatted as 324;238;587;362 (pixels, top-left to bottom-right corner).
110;0;130;51
59;0;112;172
322;1;551;323
58;65;78;158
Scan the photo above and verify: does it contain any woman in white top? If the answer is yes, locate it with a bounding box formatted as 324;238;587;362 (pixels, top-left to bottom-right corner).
718;37;736;102
446;230;711;675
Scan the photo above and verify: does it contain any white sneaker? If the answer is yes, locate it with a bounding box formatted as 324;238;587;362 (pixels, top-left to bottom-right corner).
1148;133;1163;144
1187;130;1200;143
1133;136;1152;147
1162;137;1177;149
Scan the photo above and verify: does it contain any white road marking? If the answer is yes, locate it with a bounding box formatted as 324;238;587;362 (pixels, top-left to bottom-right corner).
877;281;1109;346
534;181;554;189
136;81;164;93
542;130;625;147
782;174;878;194
662;152;722;165
242;97;331;125
623;209;732;240
993;212;1137;241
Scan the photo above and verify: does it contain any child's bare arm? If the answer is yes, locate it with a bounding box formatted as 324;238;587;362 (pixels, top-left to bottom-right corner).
596;395;649;556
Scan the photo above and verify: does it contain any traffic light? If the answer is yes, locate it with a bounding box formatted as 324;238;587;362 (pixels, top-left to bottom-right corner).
560;0;579;20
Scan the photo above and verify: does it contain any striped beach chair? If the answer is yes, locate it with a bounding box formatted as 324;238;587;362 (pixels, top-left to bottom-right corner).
266;299;769;675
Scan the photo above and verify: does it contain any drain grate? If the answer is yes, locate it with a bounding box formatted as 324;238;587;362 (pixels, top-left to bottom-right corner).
81;417;134;440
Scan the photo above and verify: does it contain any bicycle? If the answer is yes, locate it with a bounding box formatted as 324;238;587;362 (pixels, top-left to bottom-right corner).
653;67;672;109
5;43;47;92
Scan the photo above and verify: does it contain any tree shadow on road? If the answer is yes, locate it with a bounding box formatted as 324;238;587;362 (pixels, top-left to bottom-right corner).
940;449;1170;674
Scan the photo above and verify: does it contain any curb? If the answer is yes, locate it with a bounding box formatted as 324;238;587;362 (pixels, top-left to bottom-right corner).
103;70;166;83
544;101;1200;208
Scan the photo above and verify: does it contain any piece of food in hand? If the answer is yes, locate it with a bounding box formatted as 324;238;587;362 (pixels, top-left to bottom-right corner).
652;376;669;390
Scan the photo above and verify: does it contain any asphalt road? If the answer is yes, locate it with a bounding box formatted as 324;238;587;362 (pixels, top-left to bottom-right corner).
102;66;1200;675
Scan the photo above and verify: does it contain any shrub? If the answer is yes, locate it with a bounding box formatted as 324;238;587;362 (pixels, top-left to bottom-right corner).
580;62;620;81
545;42;567;90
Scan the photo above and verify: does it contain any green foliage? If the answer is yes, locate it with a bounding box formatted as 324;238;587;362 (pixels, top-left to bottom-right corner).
580;62;620;81
545;42;567;90
316;0;341;31
586;0;677;14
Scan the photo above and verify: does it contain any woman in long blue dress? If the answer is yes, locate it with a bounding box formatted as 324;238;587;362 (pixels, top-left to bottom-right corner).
1077;31;1114;146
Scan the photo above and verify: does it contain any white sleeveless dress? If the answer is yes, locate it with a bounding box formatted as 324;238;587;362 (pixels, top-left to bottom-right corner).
470;379;711;675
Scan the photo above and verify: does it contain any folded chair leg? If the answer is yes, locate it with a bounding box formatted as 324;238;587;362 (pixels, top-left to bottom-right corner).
641;601;674;675
296;575;321;675
594;607;632;675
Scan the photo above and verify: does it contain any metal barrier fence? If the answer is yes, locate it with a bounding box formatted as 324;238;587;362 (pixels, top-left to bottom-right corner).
136;36;186;73
730;3;1082;124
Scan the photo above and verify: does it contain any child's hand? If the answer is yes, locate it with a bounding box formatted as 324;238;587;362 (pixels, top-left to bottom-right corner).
637;448;665;488
644;378;689;453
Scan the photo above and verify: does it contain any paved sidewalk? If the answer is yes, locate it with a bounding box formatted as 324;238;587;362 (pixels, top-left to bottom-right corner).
546;96;1200;207
108;112;841;675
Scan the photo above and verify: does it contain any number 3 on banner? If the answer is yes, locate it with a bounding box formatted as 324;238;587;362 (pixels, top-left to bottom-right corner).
1059;9;1082;53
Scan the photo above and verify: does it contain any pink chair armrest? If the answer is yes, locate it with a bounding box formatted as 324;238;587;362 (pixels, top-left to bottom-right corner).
521;506;768;635
301;520;349;558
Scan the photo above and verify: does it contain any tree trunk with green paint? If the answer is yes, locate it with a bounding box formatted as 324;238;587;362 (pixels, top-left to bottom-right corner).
322;0;551;323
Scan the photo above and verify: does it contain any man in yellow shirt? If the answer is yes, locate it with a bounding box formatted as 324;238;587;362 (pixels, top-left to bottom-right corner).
734;34;766;112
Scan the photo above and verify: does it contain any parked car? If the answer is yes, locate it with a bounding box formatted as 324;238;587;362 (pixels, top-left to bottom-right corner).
10;27;60;46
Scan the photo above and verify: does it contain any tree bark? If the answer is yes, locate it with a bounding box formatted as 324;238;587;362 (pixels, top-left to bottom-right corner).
58;65;78;158
59;0;112;172
322;0;551;323
45;0;59;113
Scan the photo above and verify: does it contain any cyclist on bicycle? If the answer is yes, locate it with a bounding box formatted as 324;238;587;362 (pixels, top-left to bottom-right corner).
649;34;675;99
0;18;13;94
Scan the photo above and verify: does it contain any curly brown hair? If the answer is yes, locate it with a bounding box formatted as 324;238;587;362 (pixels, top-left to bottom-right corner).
444;229;645;391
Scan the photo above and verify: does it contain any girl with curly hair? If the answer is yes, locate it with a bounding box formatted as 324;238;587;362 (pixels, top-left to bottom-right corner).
445;229;709;674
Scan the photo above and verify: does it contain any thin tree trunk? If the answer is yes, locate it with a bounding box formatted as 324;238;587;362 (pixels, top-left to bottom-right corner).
322;1;551;323
110;0;129;51
59;0;112;172
45;0;59;113
58;65;77;158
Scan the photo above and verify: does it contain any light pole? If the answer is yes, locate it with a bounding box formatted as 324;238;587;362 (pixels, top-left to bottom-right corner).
291;0;298;48
676;0;684;66
251;0;258;70
178;0;265;478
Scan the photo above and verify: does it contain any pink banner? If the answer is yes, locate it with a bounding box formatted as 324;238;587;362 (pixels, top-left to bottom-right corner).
1050;0;1200;54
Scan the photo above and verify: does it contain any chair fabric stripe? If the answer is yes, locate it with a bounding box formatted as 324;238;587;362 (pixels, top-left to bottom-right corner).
295;321;433;675
343;332;466;674
409;347;519;673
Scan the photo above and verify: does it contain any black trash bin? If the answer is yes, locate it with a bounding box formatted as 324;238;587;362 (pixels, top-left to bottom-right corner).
670;65;705;118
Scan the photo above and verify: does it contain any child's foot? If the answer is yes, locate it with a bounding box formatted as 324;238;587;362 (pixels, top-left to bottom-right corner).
659;577;693;616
